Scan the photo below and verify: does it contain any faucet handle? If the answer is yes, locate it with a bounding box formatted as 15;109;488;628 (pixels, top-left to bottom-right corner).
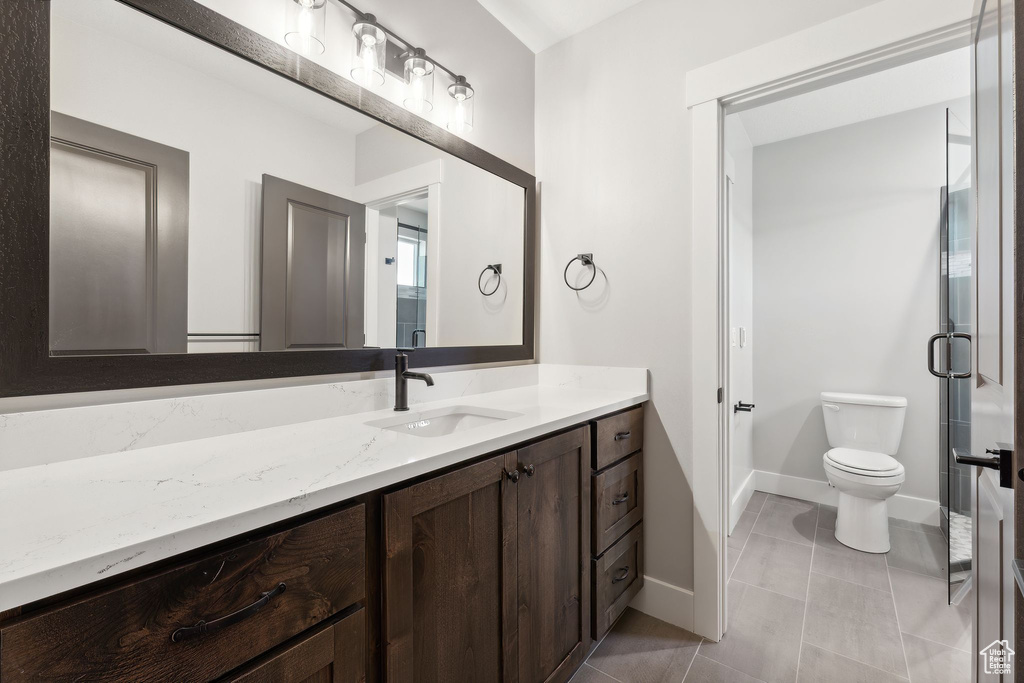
396;347;415;354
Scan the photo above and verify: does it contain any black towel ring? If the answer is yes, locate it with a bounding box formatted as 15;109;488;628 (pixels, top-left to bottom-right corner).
478;264;502;296
564;253;596;291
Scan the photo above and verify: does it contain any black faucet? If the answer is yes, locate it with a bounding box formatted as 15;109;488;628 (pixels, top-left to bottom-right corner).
394;348;434;411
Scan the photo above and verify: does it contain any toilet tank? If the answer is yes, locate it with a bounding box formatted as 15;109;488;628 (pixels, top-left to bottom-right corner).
820;392;907;455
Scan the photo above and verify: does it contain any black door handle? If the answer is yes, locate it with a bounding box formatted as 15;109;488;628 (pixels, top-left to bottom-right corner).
734;402;755;413
954;444;1013;488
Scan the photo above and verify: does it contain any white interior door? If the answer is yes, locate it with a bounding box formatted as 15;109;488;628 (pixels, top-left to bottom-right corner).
970;0;1015;678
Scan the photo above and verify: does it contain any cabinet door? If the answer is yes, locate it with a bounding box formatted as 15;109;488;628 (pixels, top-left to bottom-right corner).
516;428;591;683
384;453;519;683
225;607;365;683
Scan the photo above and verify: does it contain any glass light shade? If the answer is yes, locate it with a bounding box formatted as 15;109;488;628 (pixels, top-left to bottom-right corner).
447;76;475;133
351;14;386;88
403;48;435;114
284;0;326;57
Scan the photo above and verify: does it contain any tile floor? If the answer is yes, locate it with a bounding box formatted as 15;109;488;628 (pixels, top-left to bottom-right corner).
574;491;972;683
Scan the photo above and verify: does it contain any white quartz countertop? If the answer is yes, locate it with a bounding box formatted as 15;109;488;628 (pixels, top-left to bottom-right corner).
0;376;647;612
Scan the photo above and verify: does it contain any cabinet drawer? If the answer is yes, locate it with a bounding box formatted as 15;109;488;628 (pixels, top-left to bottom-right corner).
592;522;643;639
592;452;643;555
224;607;365;683
0;505;366;683
592;406;643;470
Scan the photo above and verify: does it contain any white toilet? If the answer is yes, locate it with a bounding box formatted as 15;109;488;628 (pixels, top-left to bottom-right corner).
820;392;907;553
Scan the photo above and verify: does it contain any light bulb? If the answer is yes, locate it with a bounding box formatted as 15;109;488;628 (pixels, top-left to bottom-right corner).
403;48;434;114
351;14;386;87
284;0;325;56
447;76;474;133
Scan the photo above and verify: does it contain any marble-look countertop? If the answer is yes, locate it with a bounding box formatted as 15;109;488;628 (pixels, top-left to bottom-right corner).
0;375;647;612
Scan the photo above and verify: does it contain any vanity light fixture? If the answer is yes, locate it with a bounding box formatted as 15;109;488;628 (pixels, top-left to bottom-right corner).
284;0;327;57
287;0;478;128
403;48;435;114
350;13;386;87
447;76;474;134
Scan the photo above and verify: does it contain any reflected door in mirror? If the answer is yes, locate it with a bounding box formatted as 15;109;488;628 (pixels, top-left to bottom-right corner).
49;112;188;355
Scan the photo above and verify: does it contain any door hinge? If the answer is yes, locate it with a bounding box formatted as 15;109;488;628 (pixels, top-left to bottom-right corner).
717;387;724;404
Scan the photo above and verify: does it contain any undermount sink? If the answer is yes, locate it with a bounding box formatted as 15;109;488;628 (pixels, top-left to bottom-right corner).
367;405;522;438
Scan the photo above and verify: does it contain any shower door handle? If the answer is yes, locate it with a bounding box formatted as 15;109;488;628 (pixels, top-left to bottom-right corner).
955;445;1013;488
927;332;972;379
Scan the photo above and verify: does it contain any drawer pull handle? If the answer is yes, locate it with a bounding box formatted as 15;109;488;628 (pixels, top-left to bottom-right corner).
614;431;631;441
612;492;630;505
171;582;286;643
612;566;630;584
506;468;520;483
524;463;536;477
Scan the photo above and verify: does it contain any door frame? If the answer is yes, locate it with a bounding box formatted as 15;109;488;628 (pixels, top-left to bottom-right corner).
685;0;974;641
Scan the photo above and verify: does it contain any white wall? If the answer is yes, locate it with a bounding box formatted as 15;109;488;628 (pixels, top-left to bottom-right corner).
726;116;755;528
52;3;357;342
196;0;535;173
751;100;967;502
535;0;884;592
356;125;525;347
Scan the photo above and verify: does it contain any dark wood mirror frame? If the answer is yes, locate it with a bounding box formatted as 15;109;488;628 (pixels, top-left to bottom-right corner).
0;0;536;398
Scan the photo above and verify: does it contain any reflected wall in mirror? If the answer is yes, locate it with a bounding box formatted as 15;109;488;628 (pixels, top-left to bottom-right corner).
48;0;526;356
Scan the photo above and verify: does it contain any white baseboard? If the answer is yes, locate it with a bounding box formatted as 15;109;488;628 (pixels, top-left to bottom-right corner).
753;470;939;525
729;471;756;533
629;575;694;632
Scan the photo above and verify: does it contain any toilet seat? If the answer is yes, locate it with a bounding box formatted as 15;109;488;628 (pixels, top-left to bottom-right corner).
824;448;904;477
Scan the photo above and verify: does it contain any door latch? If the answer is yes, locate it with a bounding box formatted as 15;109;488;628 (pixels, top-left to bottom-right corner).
954;443;1013;488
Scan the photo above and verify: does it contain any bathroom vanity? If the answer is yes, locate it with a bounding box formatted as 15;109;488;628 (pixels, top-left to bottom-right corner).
0;369;647;682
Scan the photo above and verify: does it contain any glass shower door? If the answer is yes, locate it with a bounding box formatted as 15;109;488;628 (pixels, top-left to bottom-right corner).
940;109;972;603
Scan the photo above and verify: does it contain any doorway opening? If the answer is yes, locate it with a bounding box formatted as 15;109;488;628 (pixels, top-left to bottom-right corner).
718;45;974;679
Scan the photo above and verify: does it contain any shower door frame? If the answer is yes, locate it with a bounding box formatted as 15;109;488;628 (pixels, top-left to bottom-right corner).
685;0;974;642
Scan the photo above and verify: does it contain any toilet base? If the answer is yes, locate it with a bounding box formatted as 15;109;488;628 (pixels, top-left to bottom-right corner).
834;492;890;553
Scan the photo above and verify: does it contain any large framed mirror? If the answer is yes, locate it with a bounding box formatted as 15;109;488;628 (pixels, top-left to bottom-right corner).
0;0;535;397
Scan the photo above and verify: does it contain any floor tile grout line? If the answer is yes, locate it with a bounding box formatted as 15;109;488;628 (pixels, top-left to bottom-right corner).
796;639;911;682
695;651;771;683
582;663;626;683
886;542;913;682
729;577;808;603
806;567;893;596
680;638;703;682
729;492;769;581
747;529;814;548
750;529;817;549
897;629;974;655
885;563;948;582
793;504;819;683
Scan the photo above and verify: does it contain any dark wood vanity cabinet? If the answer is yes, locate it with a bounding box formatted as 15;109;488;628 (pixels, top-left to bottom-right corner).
223;607;365;683
382;428;591;683
0;405;644;683
589;406;645;640
0;505;366;683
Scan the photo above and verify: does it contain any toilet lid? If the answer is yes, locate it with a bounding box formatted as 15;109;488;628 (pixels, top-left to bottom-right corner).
825;448;901;474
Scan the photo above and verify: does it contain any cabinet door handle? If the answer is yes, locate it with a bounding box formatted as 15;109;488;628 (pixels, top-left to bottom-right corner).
506;468;520;483
523;464;536;477
171;582;286;643
612;492;630;505
612;567;630;584
614;431;631;441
